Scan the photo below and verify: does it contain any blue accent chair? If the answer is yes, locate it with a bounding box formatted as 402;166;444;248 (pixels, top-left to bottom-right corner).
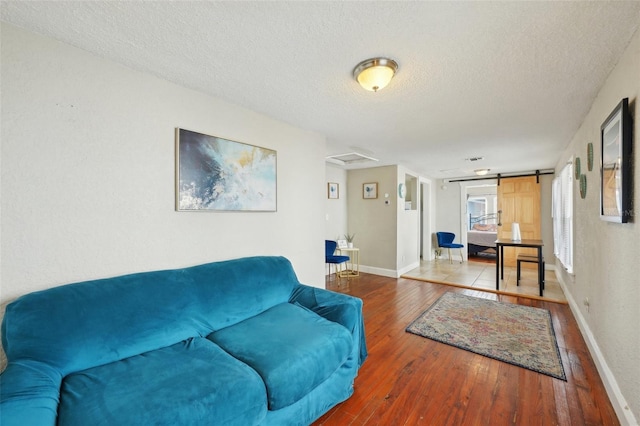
325;240;350;277
436;232;465;264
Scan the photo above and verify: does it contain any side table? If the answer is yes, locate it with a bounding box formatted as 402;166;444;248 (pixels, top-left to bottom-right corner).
336;247;360;278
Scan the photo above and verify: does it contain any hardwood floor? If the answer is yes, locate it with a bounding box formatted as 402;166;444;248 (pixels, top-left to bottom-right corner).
314;273;619;426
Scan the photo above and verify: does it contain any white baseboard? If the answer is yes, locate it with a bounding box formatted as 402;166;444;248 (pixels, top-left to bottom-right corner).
359;265;397;278
397;261;421;277
359;261;420;278
556;274;638;425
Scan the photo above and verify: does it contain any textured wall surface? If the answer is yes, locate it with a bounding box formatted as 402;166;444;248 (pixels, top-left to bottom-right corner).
556;27;640;425
1;24;327;369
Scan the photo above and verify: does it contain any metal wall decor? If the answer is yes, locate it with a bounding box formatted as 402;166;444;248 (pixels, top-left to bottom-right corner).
574;157;581;179
587;143;594;171
580;174;587;199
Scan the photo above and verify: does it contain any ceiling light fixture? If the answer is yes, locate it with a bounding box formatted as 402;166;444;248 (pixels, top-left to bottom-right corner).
474;169;490;176
353;58;398;92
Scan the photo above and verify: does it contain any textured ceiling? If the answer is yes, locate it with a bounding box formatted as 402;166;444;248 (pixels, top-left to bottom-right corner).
2;1;639;178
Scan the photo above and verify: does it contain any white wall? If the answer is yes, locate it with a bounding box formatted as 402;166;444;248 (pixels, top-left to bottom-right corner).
555;27;639;425
0;24;326;332
325;164;348;241
324;164;348;276
436;179;463;249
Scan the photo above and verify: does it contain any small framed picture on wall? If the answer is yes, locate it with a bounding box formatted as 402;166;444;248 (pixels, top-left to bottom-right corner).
328;182;339;199
363;182;378;199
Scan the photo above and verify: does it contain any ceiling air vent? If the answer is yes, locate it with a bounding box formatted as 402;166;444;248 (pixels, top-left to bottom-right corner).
326;152;379;166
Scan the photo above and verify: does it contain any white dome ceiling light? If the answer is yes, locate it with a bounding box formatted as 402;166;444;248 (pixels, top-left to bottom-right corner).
353;58;398;92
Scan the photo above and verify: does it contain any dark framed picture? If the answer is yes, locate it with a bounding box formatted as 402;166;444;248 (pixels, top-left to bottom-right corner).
175;128;277;211
600;98;632;223
328;182;339;199
363;182;378;199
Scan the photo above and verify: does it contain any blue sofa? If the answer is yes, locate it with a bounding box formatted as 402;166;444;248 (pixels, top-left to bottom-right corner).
0;256;367;425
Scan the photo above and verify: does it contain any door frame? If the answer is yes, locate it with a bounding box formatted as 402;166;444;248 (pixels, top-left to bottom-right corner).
419;177;434;260
458;179;498;262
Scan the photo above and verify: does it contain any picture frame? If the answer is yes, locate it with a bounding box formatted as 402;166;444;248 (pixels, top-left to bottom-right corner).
363;182;378;199
337;239;348;249
175;128;277;212
599;98;632;223
328;182;339;199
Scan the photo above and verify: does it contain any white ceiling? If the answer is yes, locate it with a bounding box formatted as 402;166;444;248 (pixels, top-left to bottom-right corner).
2;1;639;179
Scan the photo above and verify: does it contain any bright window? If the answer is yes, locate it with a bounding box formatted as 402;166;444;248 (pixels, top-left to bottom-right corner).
552;163;573;273
467;197;487;230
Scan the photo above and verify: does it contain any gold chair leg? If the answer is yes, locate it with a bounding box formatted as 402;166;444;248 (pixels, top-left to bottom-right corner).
448;248;452;264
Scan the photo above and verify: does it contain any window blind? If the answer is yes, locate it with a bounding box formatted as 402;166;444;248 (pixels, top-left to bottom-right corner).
552;163;573;274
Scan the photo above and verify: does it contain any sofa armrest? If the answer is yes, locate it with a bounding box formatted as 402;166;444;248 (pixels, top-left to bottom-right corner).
290;285;367;366
1;362;61;426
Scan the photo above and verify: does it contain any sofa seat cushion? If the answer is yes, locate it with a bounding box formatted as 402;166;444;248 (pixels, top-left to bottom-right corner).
57;337;266;426
208;302;353;411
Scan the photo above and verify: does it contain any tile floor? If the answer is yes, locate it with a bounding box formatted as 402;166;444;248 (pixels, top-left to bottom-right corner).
402;258;567;303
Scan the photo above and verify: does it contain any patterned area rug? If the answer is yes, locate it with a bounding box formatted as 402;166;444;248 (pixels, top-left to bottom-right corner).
406;292;566;380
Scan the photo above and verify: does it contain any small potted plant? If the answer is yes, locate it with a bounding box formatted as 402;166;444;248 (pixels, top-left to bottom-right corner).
344;233;355;248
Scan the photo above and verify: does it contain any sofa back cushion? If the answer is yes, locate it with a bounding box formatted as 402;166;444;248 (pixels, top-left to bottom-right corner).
2;256;299;375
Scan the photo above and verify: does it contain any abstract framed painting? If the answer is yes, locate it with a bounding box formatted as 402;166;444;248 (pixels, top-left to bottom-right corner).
175;128;277;212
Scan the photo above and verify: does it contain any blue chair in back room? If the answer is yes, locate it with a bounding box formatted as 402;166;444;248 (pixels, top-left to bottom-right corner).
436;232;465;264
325;240;350;278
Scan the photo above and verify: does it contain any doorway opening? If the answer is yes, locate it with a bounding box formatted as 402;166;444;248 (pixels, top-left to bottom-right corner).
459;181;498;263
